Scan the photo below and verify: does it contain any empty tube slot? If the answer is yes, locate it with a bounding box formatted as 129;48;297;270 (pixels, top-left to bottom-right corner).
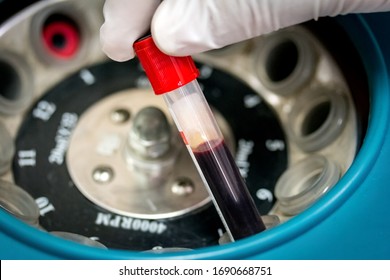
0;61;20;101
0;53;33;115
288;87;348;152
274;155;340;216
254;29;317;95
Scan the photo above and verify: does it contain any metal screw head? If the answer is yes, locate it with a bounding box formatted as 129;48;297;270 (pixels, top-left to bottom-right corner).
110;108;131;124
92;166;114;184
171;177;194;196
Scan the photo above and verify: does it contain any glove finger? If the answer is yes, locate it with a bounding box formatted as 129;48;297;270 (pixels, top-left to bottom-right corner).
100;0;160;61
152;0;390;56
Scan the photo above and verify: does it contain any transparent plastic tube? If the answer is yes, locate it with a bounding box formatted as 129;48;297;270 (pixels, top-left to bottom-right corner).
165;80;266;240
134;36;266;240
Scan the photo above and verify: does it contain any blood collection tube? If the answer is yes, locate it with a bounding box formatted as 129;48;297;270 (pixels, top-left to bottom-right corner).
133;35;266;241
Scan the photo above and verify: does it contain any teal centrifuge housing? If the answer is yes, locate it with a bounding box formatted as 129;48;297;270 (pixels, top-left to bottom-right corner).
0;1;389;259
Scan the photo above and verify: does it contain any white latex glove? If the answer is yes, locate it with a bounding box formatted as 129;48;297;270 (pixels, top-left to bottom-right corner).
100;0;390;62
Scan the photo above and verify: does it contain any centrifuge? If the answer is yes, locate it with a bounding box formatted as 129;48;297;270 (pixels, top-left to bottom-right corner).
0;0;389;259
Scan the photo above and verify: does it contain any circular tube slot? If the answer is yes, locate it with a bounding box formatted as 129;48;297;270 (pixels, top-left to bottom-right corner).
0;60;21;101
50;231;107;249
254;29;317;95
0;122;15;175
266;40;299;83
288;87;349;152
0;53;33;115
0;180;40;227
41;13;81;60
274;155;340;216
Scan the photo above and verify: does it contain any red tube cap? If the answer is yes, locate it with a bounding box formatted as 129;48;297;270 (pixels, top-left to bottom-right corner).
133;36;199;95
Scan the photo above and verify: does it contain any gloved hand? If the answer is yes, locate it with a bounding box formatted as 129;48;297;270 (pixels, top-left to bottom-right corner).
100;0;390;62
